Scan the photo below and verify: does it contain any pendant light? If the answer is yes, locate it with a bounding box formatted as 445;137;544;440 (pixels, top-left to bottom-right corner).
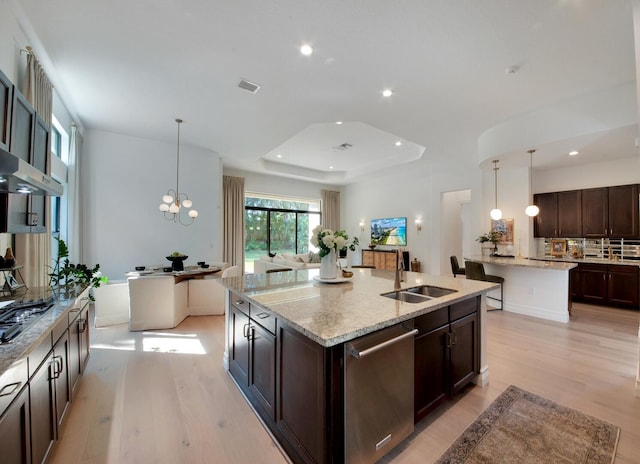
159;118;198;225
490;160;502;220
525;149;540;217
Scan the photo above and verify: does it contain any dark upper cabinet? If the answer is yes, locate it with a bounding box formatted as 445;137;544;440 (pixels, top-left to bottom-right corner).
582;185;638;239
0;69;12;151
9;90;35;163
582;187;608;238
534;190;581;238
33;113;49;173
608;185;638;239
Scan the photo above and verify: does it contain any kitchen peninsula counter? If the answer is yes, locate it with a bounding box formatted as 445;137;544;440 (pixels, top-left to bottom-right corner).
221;267;497;347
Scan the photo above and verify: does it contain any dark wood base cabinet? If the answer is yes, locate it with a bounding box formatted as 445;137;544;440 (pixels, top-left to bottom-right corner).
0;384;31;464
228;292;481;464
571;264;639;309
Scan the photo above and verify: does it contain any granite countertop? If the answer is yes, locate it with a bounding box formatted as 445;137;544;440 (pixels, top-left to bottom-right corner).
0;286;88;377
527;256;640;267
221;268;497;347
466;255;577;271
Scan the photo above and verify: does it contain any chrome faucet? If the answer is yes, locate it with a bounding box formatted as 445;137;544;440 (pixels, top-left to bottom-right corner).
394;253;404;290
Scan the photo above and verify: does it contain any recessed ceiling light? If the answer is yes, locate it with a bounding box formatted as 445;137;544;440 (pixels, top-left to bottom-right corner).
395;141;402;146
300;44;313;56
335;121;343;125
382;89;393;97
329;165;334;170
569;151;579;156
276;154;282;158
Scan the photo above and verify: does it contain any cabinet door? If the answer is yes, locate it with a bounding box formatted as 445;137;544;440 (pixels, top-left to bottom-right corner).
383;252;397;270
570;267;582;300
249;322;276;419
608;185;638;239
78;305;90;373
580;264;608;304
414;324;448;423
533;193;558;237
53;330;70;430
277;323;327;464
582;188;608;238
0;384;31;464
229;306;250;387
608;266;639;308
68;309;81;395
30;352;56;464
0;69;12;151
449;312;478;395
9;90;35;163
557;190;582;237
361;250;374;267
32;114;48;172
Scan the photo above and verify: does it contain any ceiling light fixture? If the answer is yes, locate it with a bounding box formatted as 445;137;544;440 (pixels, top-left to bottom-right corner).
525;149;540;217
159;118;198;226
276;154;282;158
569;150;579;156
300;44;313;56
382;89;393;97
335;121;343;125
329;165;334;170
490;160;502;220
395;141;402;146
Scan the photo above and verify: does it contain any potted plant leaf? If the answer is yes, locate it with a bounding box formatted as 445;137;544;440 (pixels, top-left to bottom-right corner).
476;231;501;256
49;237;105;300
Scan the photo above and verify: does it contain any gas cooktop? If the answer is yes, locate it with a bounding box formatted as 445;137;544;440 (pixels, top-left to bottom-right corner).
0;294;55;344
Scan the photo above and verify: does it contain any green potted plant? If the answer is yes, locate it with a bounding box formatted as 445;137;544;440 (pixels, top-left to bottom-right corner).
49;237;105;300
476;231;501;256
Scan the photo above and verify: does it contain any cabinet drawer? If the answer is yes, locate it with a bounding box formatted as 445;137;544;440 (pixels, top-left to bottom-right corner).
0;357;28;416
231;294;250;317
450;297;479;322
28;334;52;377
415;307;448;334
251;307;276;335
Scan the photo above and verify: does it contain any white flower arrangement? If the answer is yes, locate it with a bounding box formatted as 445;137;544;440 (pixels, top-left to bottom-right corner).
310;225;359;258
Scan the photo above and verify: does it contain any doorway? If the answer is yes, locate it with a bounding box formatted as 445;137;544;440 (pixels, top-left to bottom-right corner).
441;190;471;276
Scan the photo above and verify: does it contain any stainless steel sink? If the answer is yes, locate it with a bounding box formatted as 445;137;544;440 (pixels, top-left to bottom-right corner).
381;291;432;303
406;285;457;298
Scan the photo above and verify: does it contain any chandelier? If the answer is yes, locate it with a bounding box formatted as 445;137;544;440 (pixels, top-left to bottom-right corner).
159;118;198;225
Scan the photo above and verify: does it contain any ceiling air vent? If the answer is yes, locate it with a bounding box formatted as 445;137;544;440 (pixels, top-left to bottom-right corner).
238;79;261;94
334;143;353;151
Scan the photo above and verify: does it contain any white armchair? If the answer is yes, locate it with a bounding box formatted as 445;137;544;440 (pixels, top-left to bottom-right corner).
128;276;189;331
188;265;240;316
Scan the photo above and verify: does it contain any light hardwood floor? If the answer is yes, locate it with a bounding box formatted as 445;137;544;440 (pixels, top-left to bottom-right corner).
49;303;640;464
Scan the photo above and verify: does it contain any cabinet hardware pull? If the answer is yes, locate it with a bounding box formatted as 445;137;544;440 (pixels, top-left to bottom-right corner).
256;312;269;319
243;323;249;338
452;331;458;346
0;381;21;397
78;318;87;332
349;328;418;359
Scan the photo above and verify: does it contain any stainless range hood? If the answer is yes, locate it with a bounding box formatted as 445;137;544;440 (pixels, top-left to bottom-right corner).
0;147;63;196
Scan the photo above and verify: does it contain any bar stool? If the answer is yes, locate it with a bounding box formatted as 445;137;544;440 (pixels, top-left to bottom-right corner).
449;256;465;277
464;261;504;310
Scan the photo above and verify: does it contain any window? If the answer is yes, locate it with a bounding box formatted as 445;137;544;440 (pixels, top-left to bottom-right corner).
245;194;321;273
51;126;61;159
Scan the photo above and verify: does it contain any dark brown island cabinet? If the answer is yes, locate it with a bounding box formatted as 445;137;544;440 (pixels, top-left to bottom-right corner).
228;291;481;464
0;290;91;464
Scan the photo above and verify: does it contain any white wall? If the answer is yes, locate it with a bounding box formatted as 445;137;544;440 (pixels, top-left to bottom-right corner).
82;130;222;280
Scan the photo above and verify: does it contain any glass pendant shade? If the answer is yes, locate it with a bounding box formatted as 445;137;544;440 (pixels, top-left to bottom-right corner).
490;208;503;220
162;194;173;203
188;209;198;218
525;204;540;217
182;199;192;208
159;203;170;212
169;203;180;214
490;160;501;220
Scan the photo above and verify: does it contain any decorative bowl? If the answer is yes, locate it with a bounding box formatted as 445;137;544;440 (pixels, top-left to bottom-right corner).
135;266;146;271
368;244;377;250
197;261;205;266
341;270;353;278
200;264;210;269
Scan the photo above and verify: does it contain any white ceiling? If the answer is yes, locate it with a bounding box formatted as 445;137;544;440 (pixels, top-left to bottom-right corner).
15;0;638;184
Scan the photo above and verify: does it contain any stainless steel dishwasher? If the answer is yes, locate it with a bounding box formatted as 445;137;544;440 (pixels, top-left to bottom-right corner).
344;321;417;463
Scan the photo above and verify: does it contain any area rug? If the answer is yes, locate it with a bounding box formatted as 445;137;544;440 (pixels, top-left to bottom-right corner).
436;385;620;464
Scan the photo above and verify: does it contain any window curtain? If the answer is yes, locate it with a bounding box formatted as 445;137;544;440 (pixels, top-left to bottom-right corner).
15;51;53;289
223;176;245;273
321;189;340;231
67;123;82;262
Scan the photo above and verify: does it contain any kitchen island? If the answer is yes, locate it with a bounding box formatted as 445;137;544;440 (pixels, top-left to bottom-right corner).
465;256;577;323
220;268;497;464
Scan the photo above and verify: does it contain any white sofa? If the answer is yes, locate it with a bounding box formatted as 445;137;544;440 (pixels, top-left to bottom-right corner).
93;280;130;327
253;253;321;274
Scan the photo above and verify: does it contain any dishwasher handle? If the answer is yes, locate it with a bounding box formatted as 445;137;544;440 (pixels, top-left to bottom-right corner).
349;328;418;359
